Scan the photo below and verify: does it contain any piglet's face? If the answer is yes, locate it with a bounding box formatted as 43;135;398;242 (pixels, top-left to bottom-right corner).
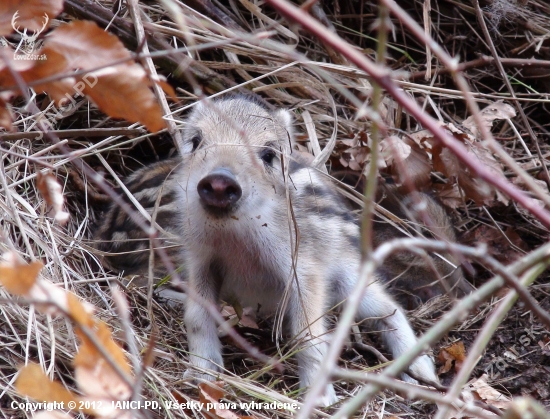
179;97;294;225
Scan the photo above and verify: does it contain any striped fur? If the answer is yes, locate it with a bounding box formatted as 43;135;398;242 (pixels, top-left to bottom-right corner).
94;157;185;277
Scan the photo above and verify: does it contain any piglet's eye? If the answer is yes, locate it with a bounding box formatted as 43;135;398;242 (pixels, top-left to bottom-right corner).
190;136;201;151
260;148;276;165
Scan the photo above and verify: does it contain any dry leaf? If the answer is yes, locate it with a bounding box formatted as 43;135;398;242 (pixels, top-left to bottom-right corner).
37;21;167;132
0;97;13;130
441;385;499;418
334;131;374;173
0;45;35;87
156;76;177;100
408;128;433;147
410;114;508;207
432;129;504;205
380;136;411;164
350;146;370;165
240;306;259;329
0;0;63;35
36;171;70;224
0;251;42;295
74;320;132;402
462;225;527;263
463;101;516;139
0;20;168;132
199;382;245;419
67;292;95;328
437;341;466;374
432;183;463;209
82;67;167;133
199;381;226;404
77;319;132;376
380;136;431;191
18;48;75;100
28;278;94;317
71;292;132;409
12;285;131;419
15;363;79;408
468;374;512;409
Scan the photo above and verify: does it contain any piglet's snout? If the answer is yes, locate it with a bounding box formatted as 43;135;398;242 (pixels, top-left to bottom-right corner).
197;168;242;209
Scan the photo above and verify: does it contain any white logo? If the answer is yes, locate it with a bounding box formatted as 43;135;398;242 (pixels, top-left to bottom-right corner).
11;11;49;56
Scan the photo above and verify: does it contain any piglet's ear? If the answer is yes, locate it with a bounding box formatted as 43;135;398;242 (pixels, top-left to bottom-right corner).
274;109;295;146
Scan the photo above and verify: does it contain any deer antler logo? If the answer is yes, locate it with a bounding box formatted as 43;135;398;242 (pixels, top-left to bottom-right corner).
11;11;49;55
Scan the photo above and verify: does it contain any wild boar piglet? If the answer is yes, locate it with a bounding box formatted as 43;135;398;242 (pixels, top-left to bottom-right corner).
96;96;447;405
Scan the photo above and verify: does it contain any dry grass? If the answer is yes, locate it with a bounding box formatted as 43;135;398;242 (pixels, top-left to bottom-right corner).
1;0;550;417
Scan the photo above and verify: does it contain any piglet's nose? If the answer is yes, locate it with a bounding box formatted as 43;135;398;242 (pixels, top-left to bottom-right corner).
197;168;242;209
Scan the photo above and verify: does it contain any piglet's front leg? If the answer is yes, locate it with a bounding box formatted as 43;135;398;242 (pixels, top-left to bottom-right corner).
184;268;223;381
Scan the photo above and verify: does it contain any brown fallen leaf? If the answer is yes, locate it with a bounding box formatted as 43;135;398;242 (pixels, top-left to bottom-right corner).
0;45;35;87
462;225;527;263
380;135;431;192
240;306;259;329
408;102;511;208
199;382;240;419
380;135;411;163
199;381;226;404
0;20;169;132
37;171;70;225
16;362;132;419
432;183;463;209
468;374;511;410
433;138;498;206
74;319;132;401
15;363;79;409
437;341;466;374
39;21;167;132
0;251;42;296
82;66;168;134
462;101;516;139
67;292;94;329
431;126;506;206
0;0;63;35
11;282;133;419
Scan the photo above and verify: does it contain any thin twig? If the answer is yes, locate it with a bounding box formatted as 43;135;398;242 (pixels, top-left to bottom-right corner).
0;128;145;140
334;368;496;419
410;56;550;80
